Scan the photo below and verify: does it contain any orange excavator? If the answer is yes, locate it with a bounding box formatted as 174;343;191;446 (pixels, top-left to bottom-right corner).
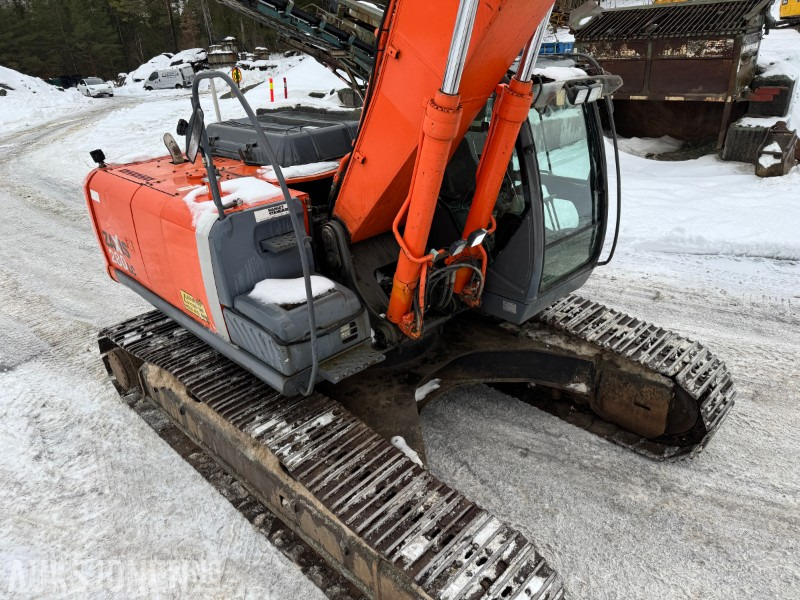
85;1;736;597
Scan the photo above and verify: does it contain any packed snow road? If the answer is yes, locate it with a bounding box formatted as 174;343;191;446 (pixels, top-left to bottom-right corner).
1;94;798;600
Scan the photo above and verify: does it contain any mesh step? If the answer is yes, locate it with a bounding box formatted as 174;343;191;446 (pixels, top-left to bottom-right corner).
318;340;386;384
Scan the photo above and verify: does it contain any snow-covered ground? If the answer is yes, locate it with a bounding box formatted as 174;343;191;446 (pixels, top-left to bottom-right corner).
608;142;800;262
1;13;799;600
0;65;92;134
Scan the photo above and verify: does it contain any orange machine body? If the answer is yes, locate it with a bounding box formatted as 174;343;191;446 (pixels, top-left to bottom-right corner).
333;0;553;243
84;157;310;334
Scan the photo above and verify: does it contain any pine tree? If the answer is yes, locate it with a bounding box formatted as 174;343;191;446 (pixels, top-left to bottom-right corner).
67;0;124;76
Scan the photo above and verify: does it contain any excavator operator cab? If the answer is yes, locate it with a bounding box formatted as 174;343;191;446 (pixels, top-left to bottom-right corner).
433;55;620;325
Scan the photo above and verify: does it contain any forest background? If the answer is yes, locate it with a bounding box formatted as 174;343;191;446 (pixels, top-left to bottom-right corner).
0;0;330;79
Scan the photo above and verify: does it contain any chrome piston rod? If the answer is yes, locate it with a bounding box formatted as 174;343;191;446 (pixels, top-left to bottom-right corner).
441;0;481;95
517;4;555;83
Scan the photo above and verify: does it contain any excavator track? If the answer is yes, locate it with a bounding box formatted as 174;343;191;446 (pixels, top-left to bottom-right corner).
99;311;565;600
122;393;366;599
532;295;736;460
96;296;736;598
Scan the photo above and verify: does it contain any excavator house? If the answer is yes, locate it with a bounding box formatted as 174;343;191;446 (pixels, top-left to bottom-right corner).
85;1;736;597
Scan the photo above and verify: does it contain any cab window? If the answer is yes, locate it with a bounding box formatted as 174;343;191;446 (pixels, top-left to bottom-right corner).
149;72;158;81
438;98;527;254
529;102;602;291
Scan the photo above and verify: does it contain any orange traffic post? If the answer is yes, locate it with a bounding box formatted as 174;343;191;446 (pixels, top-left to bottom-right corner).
386;91;463;328
269;78;275;102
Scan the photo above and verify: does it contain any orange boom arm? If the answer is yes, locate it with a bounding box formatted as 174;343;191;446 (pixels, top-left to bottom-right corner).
332;0;555;243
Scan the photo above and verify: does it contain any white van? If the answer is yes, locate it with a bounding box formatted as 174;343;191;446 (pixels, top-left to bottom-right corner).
144;65;195;90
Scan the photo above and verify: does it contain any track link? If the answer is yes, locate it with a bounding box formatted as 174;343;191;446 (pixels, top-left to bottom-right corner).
124;392;366;599
100;312;565;600
535;295;736;460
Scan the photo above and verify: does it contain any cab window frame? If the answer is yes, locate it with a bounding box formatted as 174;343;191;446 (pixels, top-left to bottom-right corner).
526;99;608;293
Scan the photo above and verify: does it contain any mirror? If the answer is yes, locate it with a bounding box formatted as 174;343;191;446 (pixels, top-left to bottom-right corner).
186;106;205;164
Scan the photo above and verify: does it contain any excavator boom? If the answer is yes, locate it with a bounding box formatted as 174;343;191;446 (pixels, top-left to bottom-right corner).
333;0;554;242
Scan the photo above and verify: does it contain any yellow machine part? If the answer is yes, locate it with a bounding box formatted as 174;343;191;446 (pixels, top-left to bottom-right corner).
782;0;800;19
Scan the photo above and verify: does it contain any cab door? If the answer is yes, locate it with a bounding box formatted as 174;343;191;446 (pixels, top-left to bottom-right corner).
529;102;606;293
481;99;609;324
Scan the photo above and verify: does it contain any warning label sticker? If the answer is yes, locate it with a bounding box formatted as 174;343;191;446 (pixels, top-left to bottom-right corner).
254;203;289;222
180;290;209;322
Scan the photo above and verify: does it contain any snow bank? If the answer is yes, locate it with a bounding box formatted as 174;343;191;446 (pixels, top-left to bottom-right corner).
259;55;342;92
610;139;800;260
127;53;173;84
249;276;336;307
74;97;195;166
0;65;90;133
170;48;207;67
246;56;347;108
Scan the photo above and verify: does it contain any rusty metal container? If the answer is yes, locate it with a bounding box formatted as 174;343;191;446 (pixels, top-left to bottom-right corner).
574;0;773;147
